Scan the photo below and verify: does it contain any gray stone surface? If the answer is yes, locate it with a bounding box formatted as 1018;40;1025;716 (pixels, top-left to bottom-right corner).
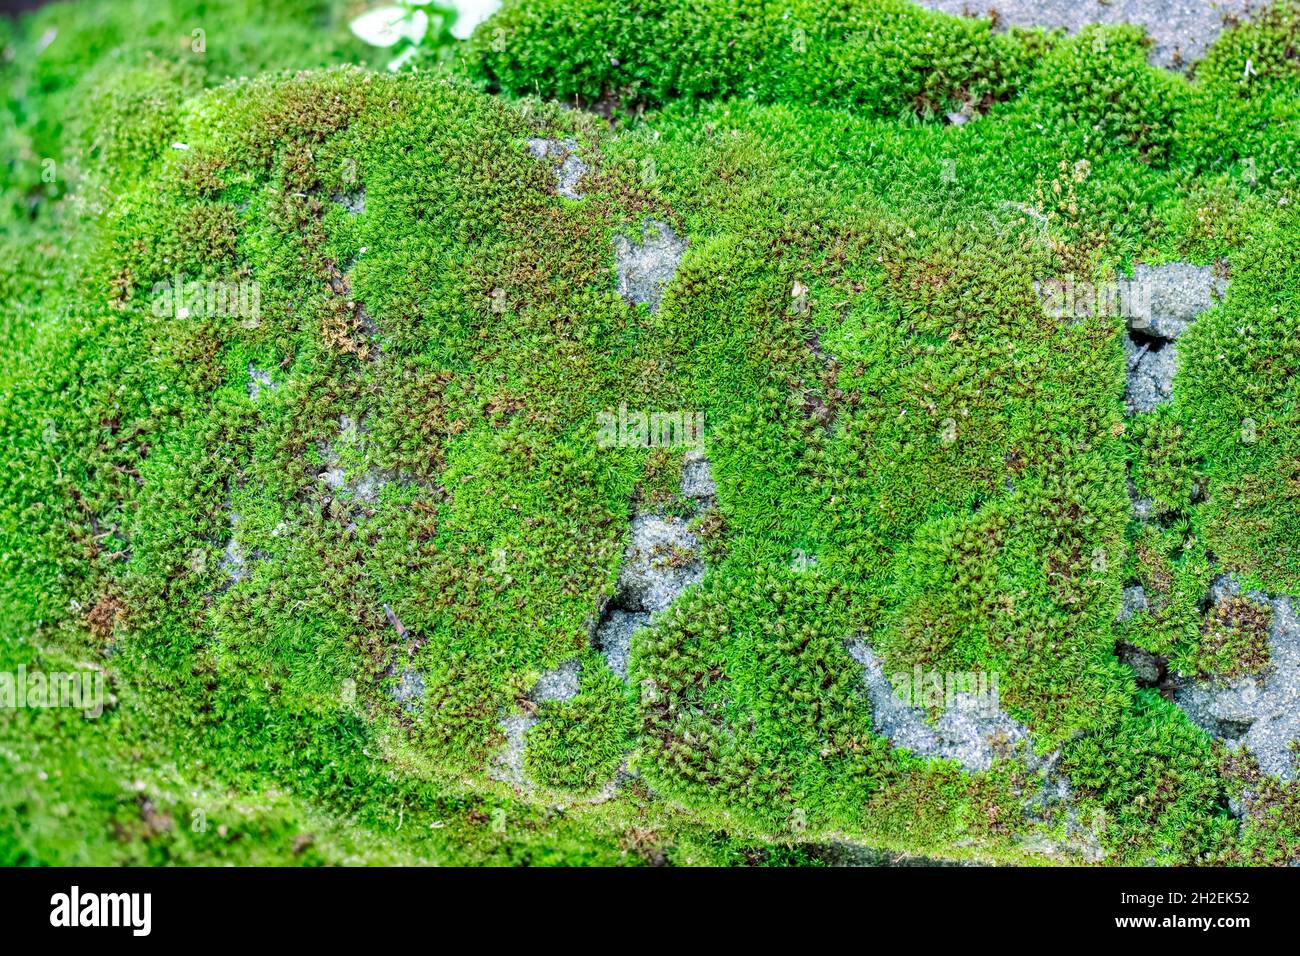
680;450;717;502
1208;571;1241;605
1117;642;1163;686
502;452;716;789
1176;579;1300;781
320;467;385;506
1125;338;1178;413
613;220;687;312
219;529;247;583
1128;479;1156;523
247;364;275;400
615;514;703;613
915;0;1250;70
318;415;387;507
491;713;536;788
387;667;426;715
531;658;582;703
1119;262;1226;413
846;636;1039;774
593;609;650;681
331;189;366;215
1117;583;1149;623
526;137;588;200
218;511;256;584
489;659;584;787
1128;262;1228;340
592;454;714;679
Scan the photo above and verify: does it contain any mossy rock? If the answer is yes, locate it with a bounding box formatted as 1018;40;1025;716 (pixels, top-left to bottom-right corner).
5;0;1300;866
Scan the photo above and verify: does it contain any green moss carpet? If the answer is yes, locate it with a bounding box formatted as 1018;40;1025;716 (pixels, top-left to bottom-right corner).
4;0;1300;866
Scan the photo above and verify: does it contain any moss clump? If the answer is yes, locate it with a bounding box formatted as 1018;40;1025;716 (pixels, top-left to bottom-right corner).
1192;596;1272;680
1217;745;1300;865
466;0;1044;119
1060;693;1230;865
524;653;636;793
1023;25;1181;165
1130;409;1202;518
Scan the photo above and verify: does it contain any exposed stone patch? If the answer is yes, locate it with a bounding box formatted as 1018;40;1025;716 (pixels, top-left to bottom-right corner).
614;515;704;613
321;466;386;507
1125;338;1178;413
843;636;1102;859
1127;479;1157;523
1207;572;1241;606
502;454;717;792
593;609;650;681
845;636;1042;774
247;364;275;400
604;455;711;617
1116;641;1164;687
219;527;248;583
218;511;267;585
613;220;687;312
1175;576;1300;781
317;414;389;511
680;450;717;504
915;0;1250;71
1014;812;1107;864
593;453;714;679
374;605;428;717
1113;586;1177;692
1110;255;1299;779
331;188;366;215
1129;263;1229;340
1117;583;1149;623
386;667;426;716
526;137;588;200
491;713;536;789
1123;262;1228;413
532;658;583;703
489;658;583;788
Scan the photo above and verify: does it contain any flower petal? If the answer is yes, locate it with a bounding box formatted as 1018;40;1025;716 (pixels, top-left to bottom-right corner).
450;0;501;40
349;6;411;48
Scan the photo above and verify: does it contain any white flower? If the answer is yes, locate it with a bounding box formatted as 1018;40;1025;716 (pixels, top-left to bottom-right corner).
350;6;421;48
352;0;501;51
405;9;430;45
387;45;419;72
449;0;501;40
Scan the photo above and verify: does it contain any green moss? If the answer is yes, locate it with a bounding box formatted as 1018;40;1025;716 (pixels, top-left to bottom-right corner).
1121;524;1214;663
1191;595;1272;680
5;0;1300;867
1060;693;1231;865
1130;408;1202;517
1022;25;1181;166
524;652;636;793
1217;745;1300;865
465;0;1044;119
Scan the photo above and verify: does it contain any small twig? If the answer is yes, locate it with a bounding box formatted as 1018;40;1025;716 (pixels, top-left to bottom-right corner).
383;603;409;639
